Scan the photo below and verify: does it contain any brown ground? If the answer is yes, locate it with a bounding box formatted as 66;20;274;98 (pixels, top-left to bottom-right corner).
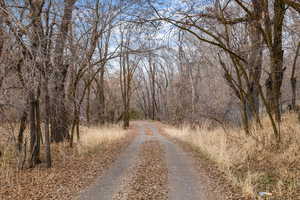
113;140;168;200
1;121;234;200
0;129;137;200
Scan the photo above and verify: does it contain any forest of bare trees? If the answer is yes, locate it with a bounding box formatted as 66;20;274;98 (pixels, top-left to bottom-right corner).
0;1;299;198
0;0;151;168
0;0;299;167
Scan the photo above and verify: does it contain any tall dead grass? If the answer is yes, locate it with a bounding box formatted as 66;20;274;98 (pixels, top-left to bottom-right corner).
77;124;128;155
163;113;300;199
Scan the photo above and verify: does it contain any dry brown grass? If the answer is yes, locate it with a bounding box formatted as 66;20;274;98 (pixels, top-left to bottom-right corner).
0;124;133;200
163;113;300;200
77;124;128;155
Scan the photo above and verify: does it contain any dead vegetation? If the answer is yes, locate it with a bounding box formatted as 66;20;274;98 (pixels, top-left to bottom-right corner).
162;113;300;200
0;124;135;200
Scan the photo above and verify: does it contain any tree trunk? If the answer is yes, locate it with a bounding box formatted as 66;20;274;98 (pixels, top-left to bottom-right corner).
17;110;27;152
150;63;156;120
35;98;41;162
246;0;263;125
291;77;297;110
291;42;300;110
70;107;80;148
76;115;80;141
86;82;90;125
29;93;40;168
98;67;105;125
0;18;3;58
70;108;76;148
51;80;70;142
44;77;52;168
270;50;284;122
268;0;286;124
241;91;250;135
123;102;130;129
51;0;76;142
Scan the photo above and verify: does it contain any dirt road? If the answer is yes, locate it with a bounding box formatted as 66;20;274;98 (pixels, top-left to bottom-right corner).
77;122;220;200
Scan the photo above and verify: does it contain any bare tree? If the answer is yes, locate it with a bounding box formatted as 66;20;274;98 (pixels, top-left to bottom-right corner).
119;26;141;128
51;0;77;142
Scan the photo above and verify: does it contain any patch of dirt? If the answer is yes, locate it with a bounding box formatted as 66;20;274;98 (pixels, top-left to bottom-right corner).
0;129;137;200
113;140;168;200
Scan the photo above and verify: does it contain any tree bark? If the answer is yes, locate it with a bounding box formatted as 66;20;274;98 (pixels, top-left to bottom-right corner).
245;0;263;125
70;107;80;148
17;110;27;152
86;80;91;125
291;42;300;110
123;102;130;129
28;93;40;168
263;0;286;125
150;62;157;120
51;0;76;142
98;66;105;125
35;96;42;161
0;15;3;58
44;77;52;167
